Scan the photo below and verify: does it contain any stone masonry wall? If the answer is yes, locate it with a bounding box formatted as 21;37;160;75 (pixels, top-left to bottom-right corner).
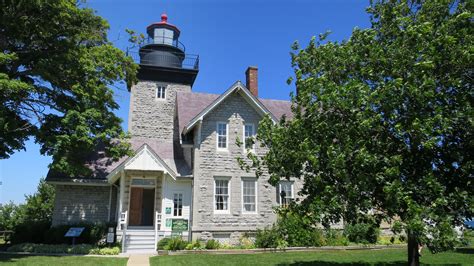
192;91;302;234
52;185;111;226
129;81;191;141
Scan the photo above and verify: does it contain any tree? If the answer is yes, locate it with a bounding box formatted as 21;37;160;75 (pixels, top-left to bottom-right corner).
0;1;137;176
23;178;55;223
242;1;473;265
0;202;24;231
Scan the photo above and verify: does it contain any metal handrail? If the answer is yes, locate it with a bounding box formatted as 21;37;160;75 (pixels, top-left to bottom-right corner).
127;49;199;70
141;37;185;52
154;211;162;251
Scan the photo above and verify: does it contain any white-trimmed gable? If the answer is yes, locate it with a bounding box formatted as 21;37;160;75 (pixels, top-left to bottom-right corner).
183;81;277;134
124;145;166;171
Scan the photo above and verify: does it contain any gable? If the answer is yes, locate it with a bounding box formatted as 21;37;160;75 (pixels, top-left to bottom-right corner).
182;81;277;134
124;145;166;171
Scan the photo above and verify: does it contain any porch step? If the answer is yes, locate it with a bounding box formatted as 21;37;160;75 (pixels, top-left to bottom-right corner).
123;230;156;253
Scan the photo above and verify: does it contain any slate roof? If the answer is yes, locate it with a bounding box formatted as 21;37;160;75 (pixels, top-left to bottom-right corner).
176;91;293;133
46;137;191;183
47;89;292;184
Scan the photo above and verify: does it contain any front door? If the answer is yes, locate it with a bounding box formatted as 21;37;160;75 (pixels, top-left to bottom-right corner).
129;187;155;226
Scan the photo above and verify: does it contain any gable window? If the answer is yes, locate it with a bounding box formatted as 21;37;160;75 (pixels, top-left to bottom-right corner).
156;86;166;99
214;178;230;212
173;193;183;216
243;124;255;151
242;179;257;213
216;122;228;149
278;181;294;207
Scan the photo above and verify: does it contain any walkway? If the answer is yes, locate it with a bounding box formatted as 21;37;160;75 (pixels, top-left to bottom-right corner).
127;254;151;266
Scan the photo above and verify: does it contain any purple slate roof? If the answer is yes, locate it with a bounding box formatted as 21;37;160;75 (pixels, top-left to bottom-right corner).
47;89;292;183
176;91;293;133
46;137;191;183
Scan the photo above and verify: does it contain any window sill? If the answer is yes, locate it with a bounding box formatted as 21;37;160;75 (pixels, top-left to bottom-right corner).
214;210;230;215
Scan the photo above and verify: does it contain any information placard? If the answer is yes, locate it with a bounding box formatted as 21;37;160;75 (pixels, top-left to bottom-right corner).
171;219;188;232
64;227;85;237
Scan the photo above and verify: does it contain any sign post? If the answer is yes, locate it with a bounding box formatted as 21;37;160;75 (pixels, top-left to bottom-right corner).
64;227;85;246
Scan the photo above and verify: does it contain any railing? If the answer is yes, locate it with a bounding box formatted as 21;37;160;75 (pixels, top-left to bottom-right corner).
127;48;199;70
141;37;186;52
154;212;162;251
119;211;128;253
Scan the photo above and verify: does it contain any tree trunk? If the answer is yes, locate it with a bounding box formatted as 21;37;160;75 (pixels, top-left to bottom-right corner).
407;233;420;266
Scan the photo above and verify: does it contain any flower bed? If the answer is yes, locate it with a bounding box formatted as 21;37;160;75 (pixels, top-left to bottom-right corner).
6;243;120;255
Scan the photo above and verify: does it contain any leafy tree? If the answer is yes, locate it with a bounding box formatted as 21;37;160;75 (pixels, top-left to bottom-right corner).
0;202;25;231
23;178;55;223
242;1;473;265
0;1;137;176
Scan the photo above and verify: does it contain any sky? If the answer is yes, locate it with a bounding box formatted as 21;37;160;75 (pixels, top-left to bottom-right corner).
0;0;371;204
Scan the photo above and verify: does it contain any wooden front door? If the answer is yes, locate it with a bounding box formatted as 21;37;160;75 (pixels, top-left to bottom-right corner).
129;187;143;226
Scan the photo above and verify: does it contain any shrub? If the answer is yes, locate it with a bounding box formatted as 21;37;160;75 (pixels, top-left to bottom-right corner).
255;227;282;248
185;240;201;250
205;239;220;249
11;220;51;244
42;222;114;245
276;209;326;247
238;236;255;249
344;222;380;244
7;243;119;255
325;229;349;246
157;237;171;250
165;237;188;251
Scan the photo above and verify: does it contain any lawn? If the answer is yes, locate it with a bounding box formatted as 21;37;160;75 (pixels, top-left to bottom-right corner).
0;254;127;266
150;248;474;266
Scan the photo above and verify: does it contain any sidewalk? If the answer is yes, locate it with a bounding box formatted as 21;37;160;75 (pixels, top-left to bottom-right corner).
127;254;151;266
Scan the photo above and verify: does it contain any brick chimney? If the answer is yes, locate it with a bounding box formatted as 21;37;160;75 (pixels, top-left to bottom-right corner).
245;66;258;97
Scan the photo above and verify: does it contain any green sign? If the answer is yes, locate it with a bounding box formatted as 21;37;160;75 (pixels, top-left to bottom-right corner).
165;207;172;214
171;219;188;232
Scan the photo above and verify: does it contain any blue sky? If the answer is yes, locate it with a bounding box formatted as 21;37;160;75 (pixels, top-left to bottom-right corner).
0;0;370;204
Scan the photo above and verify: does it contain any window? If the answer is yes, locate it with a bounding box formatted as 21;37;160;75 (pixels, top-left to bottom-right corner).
216;122;228;149
214;178;230;212
278;181;294;207
242;179;257;213
173;193;183;216
243;124;255;151
156;86;166;99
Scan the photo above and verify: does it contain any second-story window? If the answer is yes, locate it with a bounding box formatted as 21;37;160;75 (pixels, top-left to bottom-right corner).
243;124;255;151
216;122;228;149
156;86;166;99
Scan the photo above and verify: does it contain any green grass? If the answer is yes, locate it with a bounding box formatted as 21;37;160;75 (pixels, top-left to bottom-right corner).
150;248;474;266
0;254;127;266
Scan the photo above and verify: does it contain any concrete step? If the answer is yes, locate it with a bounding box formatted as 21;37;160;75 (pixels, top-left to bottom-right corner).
127;239;155;245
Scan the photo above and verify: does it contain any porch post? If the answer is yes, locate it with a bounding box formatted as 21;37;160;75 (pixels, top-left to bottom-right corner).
118;170;125;225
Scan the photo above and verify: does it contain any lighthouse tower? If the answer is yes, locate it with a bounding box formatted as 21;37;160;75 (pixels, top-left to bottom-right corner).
128;14;199;141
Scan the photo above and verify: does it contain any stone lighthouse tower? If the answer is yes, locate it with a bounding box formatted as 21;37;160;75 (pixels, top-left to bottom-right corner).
128;14;199;142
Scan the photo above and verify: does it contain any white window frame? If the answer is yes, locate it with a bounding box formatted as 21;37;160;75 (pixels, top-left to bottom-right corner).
241;178;257;214
156;86;166;99
216;122;228;151
173;192;183;217
214;177;231;214
278;181;294;206
243;123;255;152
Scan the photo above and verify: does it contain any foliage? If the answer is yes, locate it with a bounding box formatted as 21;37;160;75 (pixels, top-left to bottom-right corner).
22;178;55;223
165;237;188;251
239;0;473;264
41;222;113;245
185;240;202;250
0;0;137;176
277;209;325;247
324;229;349;246
238;235;255;249
0;201;25;231
343;217;380;244
11;220;51;244
254;227;282;248
205;239;220;250
7;243;120;255
157;237;171;250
